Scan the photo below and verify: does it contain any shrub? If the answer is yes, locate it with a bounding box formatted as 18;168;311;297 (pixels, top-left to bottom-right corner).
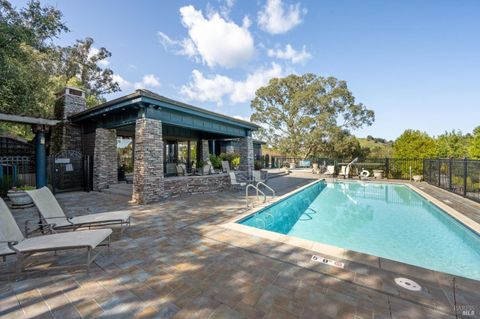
231;156;240;169
219;152;240;168
209;154;222;169
0;176;14;197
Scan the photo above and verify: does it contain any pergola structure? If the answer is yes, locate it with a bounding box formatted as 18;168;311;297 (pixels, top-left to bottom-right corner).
69;89;259;203
0;113;59;189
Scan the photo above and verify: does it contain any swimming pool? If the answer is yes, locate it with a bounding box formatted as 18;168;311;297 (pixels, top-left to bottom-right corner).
238;180;480;280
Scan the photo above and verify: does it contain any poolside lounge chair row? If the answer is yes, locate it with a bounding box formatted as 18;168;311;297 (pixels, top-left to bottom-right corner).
1;187;132;275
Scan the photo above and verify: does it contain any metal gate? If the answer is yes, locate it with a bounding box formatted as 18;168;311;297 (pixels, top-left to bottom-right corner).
48;150;92;193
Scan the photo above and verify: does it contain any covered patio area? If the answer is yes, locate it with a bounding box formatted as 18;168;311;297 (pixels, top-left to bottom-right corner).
70;89;259;204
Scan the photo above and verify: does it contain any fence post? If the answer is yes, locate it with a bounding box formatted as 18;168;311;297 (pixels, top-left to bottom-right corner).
437;159;441;187
463;157;467;197
448;158;452;191
429;159;432;183
385;158;389;178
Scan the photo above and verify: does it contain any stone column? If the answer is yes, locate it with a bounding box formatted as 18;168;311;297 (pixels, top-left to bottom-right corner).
132;118;164;204
197;139;210;163
239;135;254;179
51;87;86;154
93;128;117;191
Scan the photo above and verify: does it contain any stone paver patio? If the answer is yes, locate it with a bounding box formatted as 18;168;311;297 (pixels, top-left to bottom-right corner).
1;172;479;319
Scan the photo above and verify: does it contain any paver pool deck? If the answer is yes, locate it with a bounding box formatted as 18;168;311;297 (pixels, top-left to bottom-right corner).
1;172;479;319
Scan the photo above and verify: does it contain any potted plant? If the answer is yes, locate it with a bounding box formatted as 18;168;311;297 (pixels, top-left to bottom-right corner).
7;185;35;208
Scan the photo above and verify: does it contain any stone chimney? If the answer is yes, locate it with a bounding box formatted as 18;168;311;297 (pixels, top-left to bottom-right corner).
51;87;86;153
54;87;87;119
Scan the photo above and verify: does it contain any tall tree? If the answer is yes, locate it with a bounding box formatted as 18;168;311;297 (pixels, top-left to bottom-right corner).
468;126;480;159
393;130;437;158
0;0;68;117
250;74;374;159
436;130;468;158
57;37;120;107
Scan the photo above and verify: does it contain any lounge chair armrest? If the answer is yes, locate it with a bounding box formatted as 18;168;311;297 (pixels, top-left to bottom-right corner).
24;219;58;237
0;241;20;253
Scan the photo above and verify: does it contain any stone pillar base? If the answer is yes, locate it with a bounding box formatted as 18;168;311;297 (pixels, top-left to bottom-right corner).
132;118;164;204
93;128;117;191
239;136;254;179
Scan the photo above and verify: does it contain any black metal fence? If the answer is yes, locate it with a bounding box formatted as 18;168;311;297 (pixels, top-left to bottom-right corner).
260;156;424;180
423;158;480;203
0;156;36;196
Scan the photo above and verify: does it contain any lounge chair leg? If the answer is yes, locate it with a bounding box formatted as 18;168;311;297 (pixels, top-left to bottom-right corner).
86;248;91;274
107;235;111;255
16;253;23;277
2;256;5;262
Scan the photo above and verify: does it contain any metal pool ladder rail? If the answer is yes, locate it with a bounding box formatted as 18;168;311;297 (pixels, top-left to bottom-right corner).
246;184;266;208
256;182;276;198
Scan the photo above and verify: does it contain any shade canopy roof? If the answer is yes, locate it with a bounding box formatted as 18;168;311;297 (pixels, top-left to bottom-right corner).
70;89;259;139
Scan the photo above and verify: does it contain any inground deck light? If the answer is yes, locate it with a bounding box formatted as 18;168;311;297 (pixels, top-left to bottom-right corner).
394;277;421;291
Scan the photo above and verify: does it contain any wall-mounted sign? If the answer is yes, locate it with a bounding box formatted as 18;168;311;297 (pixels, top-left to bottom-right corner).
55;158;70;164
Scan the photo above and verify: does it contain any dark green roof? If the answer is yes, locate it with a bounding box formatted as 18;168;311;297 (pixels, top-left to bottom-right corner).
70;89;259;130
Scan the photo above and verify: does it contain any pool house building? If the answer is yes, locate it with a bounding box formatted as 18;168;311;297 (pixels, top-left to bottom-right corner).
42;87;260;204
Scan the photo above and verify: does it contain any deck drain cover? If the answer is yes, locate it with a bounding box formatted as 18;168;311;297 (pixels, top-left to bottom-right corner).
394;277;421;291
311;255;344;269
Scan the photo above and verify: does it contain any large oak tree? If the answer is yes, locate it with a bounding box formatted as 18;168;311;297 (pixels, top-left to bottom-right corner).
250;74;374;159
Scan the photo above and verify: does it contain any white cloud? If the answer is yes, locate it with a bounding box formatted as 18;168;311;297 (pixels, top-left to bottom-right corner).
258;0;306;34
158;5;255;69
112;74;161;91
158;32;198;58
180;70;234;105
180;63;283;105
230;63;282;103
141;74;161;88
267;44;311;64
233;115;252;122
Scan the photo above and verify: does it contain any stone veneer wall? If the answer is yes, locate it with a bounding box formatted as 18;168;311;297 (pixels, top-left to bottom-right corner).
93;128;117;191
239;136;254;179
51;90;87;154
54;93;87;119
201;140;209;161
163;174;230;198
50;123;83;154
132;118;164;204
234;170;268;183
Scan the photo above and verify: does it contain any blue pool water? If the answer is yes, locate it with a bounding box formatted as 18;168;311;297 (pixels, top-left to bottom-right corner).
239;181;480;280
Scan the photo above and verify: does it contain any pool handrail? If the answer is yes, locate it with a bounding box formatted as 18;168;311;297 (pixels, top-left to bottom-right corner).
255;182;276;198
246;184;266;207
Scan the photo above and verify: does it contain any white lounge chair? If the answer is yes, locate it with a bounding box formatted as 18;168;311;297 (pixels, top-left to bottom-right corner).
338;165;350;179
253;170;265;183
221;161;231;173
0;198;111;274
176;164;192;176
229;172;246;188
324;165;335;176
26;187;131;235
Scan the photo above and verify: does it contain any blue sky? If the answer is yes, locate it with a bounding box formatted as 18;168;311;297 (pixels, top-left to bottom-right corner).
12;0;480;140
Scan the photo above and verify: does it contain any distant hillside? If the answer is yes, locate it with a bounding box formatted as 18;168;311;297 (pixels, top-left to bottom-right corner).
358;136;393;158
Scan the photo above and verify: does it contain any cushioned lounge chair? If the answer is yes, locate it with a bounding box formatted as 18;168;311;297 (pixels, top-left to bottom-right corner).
26;187;131;235
338;165;350;179
229;172;246;188
0;198;111;275
221;161;231;173
323;165;335;177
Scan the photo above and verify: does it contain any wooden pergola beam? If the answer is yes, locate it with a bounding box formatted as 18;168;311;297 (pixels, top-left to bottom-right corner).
0;113;59;126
